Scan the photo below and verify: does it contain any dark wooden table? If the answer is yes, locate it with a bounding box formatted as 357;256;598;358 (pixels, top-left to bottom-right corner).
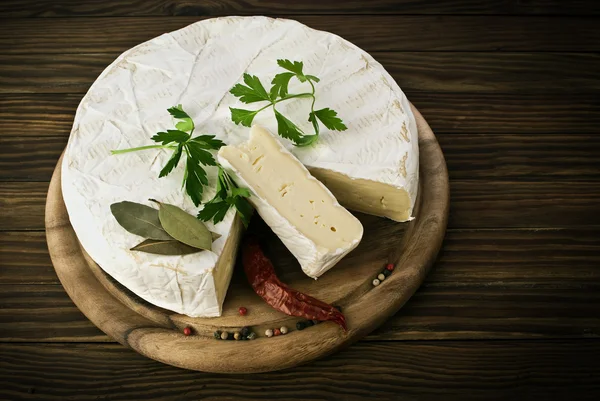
1;1;600;399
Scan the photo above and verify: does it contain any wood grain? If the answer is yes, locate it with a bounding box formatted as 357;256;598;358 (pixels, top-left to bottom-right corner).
2;52;599;94
2;16;599;53
450;181;600;228
3;133;599;181
1;0;598;17
1;341;599;400
413;93;600;134
4;93;599;136
2;229;599;342
0;182;48;230
0;136;67;181
0;232;56;284
3;180;599;231
5;229;600;287
4;283;600;342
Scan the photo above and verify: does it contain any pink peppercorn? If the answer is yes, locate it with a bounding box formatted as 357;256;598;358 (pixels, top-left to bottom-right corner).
239;307;248;316
386;263;395;271
183;327;192;336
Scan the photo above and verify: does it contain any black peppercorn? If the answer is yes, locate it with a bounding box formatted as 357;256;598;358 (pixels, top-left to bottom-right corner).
214;330;222;339
296;321;306;330
241;326;250;337
383;269;391;277
227;332;234;340
305;320;314;327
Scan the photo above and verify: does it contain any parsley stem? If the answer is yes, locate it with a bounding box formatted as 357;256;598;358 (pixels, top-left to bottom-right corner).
307;80;317;134
110;144;177;155
277;92;314;102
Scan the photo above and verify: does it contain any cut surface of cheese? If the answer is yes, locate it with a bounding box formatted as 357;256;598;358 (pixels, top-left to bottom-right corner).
61;16;419;317
219;125;363;278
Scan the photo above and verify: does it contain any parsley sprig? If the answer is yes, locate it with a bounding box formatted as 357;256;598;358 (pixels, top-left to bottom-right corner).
111;105;252;226
229;59;347;147
197;166;252;227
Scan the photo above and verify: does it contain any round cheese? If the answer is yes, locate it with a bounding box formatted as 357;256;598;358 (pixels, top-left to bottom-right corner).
61;16;419;317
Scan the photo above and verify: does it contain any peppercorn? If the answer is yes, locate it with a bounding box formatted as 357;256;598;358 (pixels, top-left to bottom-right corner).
265;329;274;337
280;326;289;335
183;327;192;336
386;263;395;271
234;332;241;340
334;305;342;312
305;320;314;327
372;278;381;286
378;273;386;281
383;269;391;277
312;320;319;325
296;321;306;330
238;306;248;316
273;328;281;336
247;332;257;340
214;330;222;339
220;331;229;340
227;332;234;340
241;326;250;337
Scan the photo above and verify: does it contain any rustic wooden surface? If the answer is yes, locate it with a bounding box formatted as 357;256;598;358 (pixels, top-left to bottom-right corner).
0;0;599;397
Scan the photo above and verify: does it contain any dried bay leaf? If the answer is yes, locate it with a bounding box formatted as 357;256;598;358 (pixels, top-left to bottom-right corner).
150;199;213;251
110;201;172;241
130;239;202;255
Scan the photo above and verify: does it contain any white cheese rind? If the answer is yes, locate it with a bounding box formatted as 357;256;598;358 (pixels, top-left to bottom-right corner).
61;16;419;317
218;125;363;279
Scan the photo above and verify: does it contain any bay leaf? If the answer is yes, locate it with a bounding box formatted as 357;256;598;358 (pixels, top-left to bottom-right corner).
130;239;202;255
110;201;173;241
150;199;213;251
211;232;222;241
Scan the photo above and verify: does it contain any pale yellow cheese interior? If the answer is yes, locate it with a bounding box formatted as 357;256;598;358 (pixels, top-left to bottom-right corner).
213;214;243;308
219;127;363;251
309;168;413;222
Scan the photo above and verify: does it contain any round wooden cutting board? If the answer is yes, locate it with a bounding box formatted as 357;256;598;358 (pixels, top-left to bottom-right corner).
46;105;448;373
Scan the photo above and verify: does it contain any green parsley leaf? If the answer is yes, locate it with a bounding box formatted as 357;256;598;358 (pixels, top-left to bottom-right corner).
151;130;190;145
306;75;320;83
231;187;251;198
295;134;319;147
232;196;253;227
274;109;304;144
229;73;270;104
190;135;224;150
184;156;208;206
270;72;295;99
230;108;258;127
197;201;229;225
310;108;347;131
175;120;194;132
168;105;194;133
277;59;304;76
159;143;183;178
308;112;320;135
167;104;190;119
187;142;217;166
211;167;229;202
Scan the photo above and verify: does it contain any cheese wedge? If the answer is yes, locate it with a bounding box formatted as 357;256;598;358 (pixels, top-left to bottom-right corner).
219;125;363;278
61;16;419;317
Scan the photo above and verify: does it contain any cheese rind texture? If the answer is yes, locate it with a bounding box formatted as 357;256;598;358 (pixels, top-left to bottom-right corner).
219;125;364;279
61;16;419;317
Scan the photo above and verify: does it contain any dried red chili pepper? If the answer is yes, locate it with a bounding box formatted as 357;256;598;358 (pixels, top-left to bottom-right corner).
242;237;347;331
